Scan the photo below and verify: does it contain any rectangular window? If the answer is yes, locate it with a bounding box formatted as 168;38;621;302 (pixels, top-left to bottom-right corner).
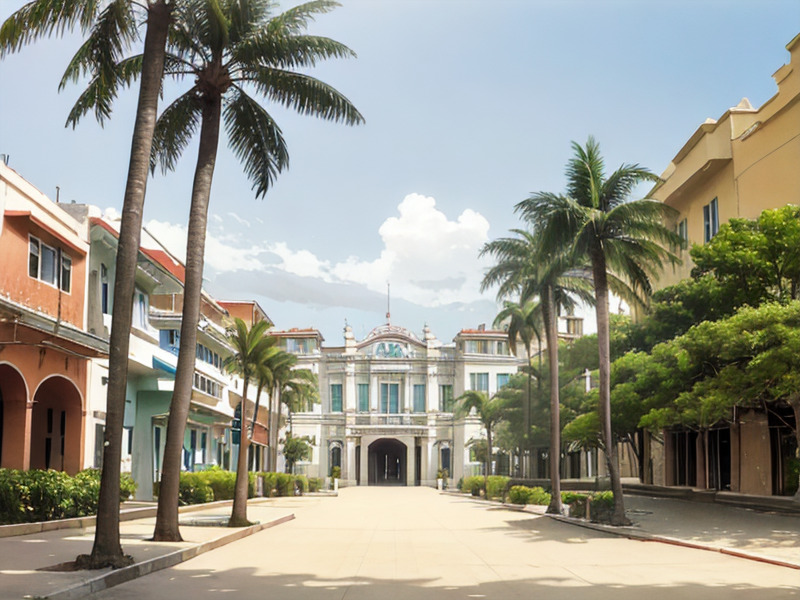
413;384;426;413
439;385;454;412
100;263;109;313
357;383;369;413
677;218;688;246
380;383;399;414
465;340;490;354
496;341;509;355
28;236;71;291
132;288;148;330
703;198;719;242
497;373;510;389
469;372;489;392
331;383;343;412
40;244;57;285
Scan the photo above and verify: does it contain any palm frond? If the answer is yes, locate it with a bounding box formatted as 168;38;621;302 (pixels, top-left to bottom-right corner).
150;91;202;174
224;86;288;198
0;0;103;56
237;33;355;70
245;67;363;125
267;0;340;36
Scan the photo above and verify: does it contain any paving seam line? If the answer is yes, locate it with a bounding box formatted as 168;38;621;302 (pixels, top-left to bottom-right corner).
32;513;295;600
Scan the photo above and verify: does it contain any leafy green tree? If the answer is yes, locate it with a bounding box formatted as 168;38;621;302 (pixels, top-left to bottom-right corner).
1;0;174;568
143;0;362;537
520;137;680;524
282;434;312;474
456;391;506;495
691;205;800;304
219;318;276;527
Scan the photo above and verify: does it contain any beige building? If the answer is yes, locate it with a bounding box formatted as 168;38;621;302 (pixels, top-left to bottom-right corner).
646;33;800;497
652;33;800;288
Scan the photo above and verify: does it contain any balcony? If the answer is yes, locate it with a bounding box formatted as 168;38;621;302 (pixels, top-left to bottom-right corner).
352;414;430;427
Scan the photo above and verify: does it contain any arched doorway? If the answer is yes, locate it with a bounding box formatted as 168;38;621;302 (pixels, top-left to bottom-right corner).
368;438;406;486
30;376;82;473
0;364;28;469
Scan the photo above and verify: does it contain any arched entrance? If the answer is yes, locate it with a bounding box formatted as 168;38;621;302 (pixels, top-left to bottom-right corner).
30;376;83;473
368;438;406;486
0;364;28;469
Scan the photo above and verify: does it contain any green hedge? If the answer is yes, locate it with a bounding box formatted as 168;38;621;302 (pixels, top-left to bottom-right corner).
176;468;256;506
562;491;615;522
461;476;484;496
486;476;510;500
0;468;137;524
507;485;551;506
460;475;511;500
257;472;316;498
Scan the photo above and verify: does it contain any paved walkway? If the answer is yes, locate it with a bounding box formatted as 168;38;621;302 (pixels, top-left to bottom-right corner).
84;488;798;600
0;489;797;599
0;500;294;600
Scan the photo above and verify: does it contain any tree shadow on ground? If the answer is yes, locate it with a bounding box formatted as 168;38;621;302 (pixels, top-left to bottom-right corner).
87;565;800;600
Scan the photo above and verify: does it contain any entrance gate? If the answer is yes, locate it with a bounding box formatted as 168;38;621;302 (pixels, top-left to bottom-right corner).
368;438;406;485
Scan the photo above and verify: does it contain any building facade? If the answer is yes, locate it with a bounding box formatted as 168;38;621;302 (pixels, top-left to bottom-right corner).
0;163;107;474
273;322;524;486
647;33;800;496
652;33;800;289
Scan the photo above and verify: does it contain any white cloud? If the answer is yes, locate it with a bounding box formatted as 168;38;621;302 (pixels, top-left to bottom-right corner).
137;193;493;311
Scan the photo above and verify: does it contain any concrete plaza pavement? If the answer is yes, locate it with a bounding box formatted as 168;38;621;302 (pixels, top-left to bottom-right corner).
81;487;798;600
0;500;294;600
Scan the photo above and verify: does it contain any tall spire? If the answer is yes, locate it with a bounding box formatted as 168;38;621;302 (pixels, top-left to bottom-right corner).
386;282;391;324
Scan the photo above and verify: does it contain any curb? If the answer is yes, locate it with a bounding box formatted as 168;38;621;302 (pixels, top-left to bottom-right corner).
31;512;295;600
544;513;800;571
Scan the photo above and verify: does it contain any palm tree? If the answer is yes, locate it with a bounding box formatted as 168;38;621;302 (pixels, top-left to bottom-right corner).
456;390;505;495
279;368;318;436
518;137;680;525
221;318;276;527
262;349;298;469
490;299;541;479
481;229;590;514
148;0;362;539
1;0;173;568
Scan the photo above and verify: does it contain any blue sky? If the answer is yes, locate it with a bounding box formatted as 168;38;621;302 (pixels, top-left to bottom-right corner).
1;1;798;344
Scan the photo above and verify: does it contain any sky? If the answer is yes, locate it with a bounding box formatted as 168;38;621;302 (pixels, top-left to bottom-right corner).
1;0;798;345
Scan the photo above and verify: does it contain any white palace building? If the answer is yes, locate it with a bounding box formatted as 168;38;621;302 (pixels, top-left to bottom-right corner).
271;321;525;487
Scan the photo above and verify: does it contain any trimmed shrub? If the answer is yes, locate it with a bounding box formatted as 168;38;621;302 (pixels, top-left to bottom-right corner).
561;491;615;522
308;477;324;492
0;468;137;524
294;475;309;495
461;476;484;496
178;472;213;506
508;485;551;506
201;467;236;500
486;476;510;500
330;466;341;479
275;473;294;497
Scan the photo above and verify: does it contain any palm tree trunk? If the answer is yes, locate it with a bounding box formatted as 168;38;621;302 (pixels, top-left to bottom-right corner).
542;286;562;515
231;380;252;525
525;341;532;480
266;387;274;472
485;425;492;496
81;1;171;569
591;252;629;525
154;92;222;539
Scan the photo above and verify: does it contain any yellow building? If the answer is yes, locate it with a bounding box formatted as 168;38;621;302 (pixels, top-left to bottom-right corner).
652;33;800;289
